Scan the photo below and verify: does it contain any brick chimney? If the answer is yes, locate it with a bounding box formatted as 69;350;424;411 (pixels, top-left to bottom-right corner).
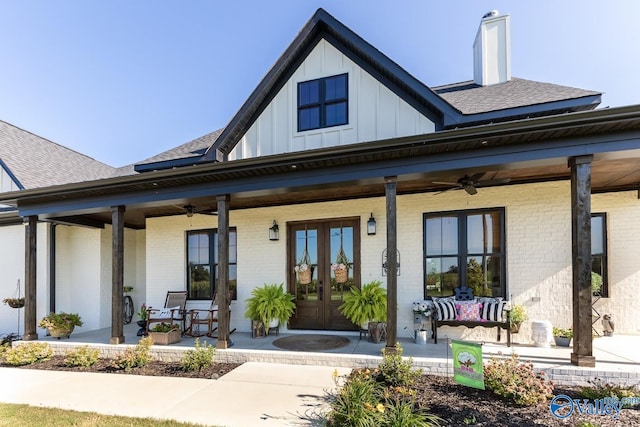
473;11;511;86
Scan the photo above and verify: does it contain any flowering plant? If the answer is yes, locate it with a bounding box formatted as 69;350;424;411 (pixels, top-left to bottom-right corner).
38;312;83;330
137;303;148;321
331;250;350;271
412;300;432;316
294;262;309;273
123;286;134;293
150;322;179;333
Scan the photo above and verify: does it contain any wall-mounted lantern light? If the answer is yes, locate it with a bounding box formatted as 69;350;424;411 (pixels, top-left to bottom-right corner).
269;220;280;241
367;213;376;235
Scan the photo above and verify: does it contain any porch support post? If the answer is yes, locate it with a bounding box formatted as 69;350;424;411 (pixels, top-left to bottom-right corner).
110;205;125;344
384;176;398;353
569;155;595;367
216;194;231;349
23;215;38;340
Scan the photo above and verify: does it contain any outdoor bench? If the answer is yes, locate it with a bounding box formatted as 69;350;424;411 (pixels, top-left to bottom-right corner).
430;285;512;347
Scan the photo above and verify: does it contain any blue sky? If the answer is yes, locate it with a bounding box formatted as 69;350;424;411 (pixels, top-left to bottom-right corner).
1;1;639;167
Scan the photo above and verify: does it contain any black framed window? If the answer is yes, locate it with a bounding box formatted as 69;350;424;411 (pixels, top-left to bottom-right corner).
424;208;506;298
187;228;237;300
591;213;608;297
297;73;348;131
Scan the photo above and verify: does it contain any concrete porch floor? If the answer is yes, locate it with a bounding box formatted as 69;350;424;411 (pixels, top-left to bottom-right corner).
32;322;640;386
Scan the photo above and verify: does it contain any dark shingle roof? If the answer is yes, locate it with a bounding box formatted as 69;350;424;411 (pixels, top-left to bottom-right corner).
0;120;115;189
434;78;601;115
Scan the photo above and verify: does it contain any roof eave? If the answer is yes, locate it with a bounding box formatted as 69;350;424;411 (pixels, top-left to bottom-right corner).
443;94;602;129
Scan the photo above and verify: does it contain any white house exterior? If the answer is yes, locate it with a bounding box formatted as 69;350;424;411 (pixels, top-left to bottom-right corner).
1;9;639;367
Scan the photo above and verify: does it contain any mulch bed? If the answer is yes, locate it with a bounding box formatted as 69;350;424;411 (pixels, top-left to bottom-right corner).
3;357;639;426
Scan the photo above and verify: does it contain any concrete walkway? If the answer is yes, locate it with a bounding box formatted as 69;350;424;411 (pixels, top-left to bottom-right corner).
0;362;351;427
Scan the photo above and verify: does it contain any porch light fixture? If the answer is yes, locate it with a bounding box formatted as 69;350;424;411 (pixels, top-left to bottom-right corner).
269;220;279;241
184;204;194;218
367;213;376;235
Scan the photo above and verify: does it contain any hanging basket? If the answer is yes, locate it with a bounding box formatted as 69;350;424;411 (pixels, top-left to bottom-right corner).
335;268;348;284
7;299;25;309
298;269;312;285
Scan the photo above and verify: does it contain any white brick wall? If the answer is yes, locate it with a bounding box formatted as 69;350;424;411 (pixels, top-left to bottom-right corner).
143;183;640;339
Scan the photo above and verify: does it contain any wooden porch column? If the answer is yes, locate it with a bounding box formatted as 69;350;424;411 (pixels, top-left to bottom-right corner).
216;194;231;349
23;216;38;340
110;205;125;344
569;155;595;367
384;176;398;353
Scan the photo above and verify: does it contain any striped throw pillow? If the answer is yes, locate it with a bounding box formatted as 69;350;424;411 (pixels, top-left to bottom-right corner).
481;300;505;322
433;298;457;321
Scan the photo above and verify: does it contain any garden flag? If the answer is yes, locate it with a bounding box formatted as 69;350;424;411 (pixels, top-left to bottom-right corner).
451;339;485;390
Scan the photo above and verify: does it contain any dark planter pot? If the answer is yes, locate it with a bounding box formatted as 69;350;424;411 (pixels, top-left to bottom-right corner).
7;300;25;309
553;336;572;347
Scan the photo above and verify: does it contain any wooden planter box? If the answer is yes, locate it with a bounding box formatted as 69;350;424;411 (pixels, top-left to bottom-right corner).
150;329;181;345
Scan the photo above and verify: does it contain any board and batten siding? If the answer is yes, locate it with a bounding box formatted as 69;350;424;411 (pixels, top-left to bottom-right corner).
229;39;435;160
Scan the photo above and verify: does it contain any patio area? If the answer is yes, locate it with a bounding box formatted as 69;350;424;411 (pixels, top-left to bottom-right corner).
29;322;640;387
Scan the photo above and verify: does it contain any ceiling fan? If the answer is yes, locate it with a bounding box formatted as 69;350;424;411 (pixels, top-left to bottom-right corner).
432;172;511;195
181;204;217;217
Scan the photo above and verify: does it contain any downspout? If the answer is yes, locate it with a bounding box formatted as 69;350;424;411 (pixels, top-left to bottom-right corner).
49;223;57;313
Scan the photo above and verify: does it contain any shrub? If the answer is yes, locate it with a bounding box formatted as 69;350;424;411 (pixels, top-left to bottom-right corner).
327;368;383;427
326;351;442;427
377;343;420;387
484;352;554;406
113;336;153;371
180;338;215;371
3;342;53;366
0;343;9;360
579;377;640;406
64;345;99;368
150;322;179;333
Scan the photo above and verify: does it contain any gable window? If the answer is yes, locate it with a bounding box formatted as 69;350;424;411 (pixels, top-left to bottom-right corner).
591;213;608;297
297;73;348;131
187;228;237;300
424;208;506;299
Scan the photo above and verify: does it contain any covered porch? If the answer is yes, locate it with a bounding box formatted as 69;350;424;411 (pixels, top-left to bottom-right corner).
8;105;640;367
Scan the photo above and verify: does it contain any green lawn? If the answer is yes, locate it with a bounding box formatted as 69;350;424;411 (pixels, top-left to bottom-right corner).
0;403;215;427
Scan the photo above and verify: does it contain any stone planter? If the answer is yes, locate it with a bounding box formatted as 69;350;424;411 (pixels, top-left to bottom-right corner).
553;336;572;347
368;322;387;343
47;326;74;339
150;329;181;345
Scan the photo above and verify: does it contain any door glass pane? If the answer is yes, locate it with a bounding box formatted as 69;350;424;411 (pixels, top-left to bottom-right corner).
295;228;318;301
330;225;353;300
426;216;458;255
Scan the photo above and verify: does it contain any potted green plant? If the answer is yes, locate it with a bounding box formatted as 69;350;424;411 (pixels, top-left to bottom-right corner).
38;312;83;339
245;283;296;337
552;327;573;347
339;280;387;342
509;304;528;333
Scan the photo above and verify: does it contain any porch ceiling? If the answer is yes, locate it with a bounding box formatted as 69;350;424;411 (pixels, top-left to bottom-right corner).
6;106;640;229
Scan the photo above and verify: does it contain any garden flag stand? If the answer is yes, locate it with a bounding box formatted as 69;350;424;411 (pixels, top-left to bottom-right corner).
450;339;485;390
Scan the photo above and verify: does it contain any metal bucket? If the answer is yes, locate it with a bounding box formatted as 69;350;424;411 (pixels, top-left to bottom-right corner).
415;330;428;345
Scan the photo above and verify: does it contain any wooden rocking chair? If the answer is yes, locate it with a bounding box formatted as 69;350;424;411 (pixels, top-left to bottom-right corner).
146;290;188;334
185;290;235;338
